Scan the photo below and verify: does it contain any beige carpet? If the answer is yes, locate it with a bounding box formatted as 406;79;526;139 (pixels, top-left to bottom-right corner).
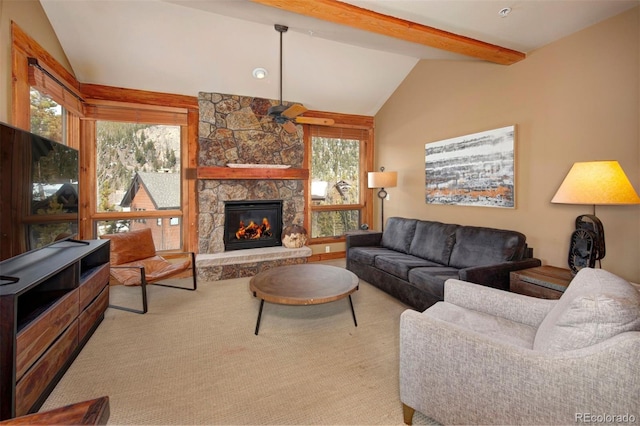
41;260;438;425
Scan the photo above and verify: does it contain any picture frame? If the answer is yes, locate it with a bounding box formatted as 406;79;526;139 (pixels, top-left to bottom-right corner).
425;125;515;208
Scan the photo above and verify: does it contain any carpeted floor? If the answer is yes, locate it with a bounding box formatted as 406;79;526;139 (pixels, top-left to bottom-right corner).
41;260;438;425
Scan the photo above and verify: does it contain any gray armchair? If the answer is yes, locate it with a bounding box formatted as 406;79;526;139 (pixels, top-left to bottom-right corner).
400;268;640;425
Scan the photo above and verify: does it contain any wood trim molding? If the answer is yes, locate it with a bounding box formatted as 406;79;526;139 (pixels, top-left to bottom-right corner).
250;0;525;65
197;167;309;180
304;110;374;129
80;84;198;109
185;108;200;255
11;22;80;93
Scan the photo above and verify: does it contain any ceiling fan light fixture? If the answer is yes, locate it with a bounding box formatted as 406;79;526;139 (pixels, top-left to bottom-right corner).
252;67;268;79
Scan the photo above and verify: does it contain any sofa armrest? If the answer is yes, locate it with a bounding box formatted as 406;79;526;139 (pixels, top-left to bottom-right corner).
459;257;542;291
345;231;383;249
444;279;556;327
399;309;640;425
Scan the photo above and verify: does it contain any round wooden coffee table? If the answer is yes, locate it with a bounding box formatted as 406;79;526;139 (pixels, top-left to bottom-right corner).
249;264;359;335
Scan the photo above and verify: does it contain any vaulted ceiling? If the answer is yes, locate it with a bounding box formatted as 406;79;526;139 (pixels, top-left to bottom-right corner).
39;0;638;116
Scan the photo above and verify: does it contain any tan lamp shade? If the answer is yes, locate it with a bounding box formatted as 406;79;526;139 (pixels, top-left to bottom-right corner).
368;171;397;189
551;161;640;205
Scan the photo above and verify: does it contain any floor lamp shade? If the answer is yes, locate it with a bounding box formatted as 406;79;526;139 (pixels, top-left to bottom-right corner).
551;161;640;206
551;160;640;273
368;168;397;232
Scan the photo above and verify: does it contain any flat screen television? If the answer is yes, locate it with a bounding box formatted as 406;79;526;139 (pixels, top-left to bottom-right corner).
0;122;79;262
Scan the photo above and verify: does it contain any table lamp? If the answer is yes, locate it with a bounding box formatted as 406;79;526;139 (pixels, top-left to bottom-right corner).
368;167;397;232
551;160;640;271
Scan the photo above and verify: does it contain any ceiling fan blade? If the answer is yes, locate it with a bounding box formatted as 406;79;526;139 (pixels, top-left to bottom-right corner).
282;104;308;119
294;117;335;126
282;120;298;133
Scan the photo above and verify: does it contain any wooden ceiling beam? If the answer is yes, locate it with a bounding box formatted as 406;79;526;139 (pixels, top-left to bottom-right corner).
250;0;525;65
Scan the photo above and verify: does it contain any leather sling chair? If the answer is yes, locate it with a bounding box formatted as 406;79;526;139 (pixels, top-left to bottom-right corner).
100;228;196;314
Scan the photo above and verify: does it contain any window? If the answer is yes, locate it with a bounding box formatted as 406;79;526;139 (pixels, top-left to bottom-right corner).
93;120;183;251
309;126;370;240
30;88;66;143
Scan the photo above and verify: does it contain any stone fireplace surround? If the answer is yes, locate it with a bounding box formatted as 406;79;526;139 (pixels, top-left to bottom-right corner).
196;92;311;281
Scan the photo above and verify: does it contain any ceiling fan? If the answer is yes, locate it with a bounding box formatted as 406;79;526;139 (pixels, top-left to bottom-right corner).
267;24;334;133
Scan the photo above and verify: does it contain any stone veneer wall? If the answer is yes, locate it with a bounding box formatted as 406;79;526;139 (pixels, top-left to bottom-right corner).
197;92;307;279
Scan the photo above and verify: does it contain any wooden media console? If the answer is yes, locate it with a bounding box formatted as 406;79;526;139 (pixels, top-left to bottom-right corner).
0;239;110;420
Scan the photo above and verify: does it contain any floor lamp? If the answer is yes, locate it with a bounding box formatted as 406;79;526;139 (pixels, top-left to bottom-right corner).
368;167;397;232
551;160;640;273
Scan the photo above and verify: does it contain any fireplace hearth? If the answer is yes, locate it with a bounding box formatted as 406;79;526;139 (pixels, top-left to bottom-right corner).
224;200;283;251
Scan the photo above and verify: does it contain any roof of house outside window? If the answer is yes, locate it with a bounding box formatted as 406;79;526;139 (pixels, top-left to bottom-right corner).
120;171;180;210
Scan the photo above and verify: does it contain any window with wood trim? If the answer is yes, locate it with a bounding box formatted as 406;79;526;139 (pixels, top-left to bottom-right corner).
27;58;83;148
308;125;371;241
84;103;189;251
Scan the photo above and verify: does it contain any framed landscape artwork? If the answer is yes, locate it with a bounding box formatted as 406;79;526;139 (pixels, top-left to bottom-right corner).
425;125;515;208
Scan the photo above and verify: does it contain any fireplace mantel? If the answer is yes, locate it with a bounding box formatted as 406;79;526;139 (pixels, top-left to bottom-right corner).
197;167;309;180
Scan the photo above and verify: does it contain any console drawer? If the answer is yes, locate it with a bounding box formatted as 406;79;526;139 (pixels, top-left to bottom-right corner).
79;286;109;342
15;289;79;381
15;320;79;416
79;264;110;311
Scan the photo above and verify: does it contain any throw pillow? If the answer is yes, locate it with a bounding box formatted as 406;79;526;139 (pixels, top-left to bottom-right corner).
448;226;525;269
381;217;417;254
533;268;640;352
408;221;458;265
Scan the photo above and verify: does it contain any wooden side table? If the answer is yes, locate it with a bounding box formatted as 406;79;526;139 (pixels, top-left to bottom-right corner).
510;266;573;299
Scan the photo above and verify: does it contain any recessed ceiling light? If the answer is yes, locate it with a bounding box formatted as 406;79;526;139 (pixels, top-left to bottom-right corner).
252;68;268;79
498;7;511;17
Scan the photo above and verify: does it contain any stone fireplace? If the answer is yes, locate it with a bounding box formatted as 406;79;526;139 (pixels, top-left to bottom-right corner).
196;92;310;280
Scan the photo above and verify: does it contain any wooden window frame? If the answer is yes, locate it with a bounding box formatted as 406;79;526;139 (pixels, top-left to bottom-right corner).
12;23;82;149
82;100;193;251
79;90;199;253
304;111;374;244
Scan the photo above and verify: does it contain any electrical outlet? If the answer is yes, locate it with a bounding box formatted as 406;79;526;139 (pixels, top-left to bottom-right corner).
325;246;330;253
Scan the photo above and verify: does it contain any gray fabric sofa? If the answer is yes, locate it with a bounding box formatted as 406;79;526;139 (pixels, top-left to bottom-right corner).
400;268;640;425
346;217;541;311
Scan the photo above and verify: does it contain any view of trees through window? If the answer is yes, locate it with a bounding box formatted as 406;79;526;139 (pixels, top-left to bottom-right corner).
30;88;65;143
310;135;361;238
96;121;181;247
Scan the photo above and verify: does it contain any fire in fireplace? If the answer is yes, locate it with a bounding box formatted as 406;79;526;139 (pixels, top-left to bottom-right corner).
224;200;283;251
235;218;272;240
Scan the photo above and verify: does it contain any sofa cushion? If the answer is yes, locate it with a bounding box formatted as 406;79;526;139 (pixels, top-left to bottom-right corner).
448;226;525;269
533;268;640;352
408;221;458;265
374;253;442;280
408;267;461;300
381;217;418;254
349;247;399;266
